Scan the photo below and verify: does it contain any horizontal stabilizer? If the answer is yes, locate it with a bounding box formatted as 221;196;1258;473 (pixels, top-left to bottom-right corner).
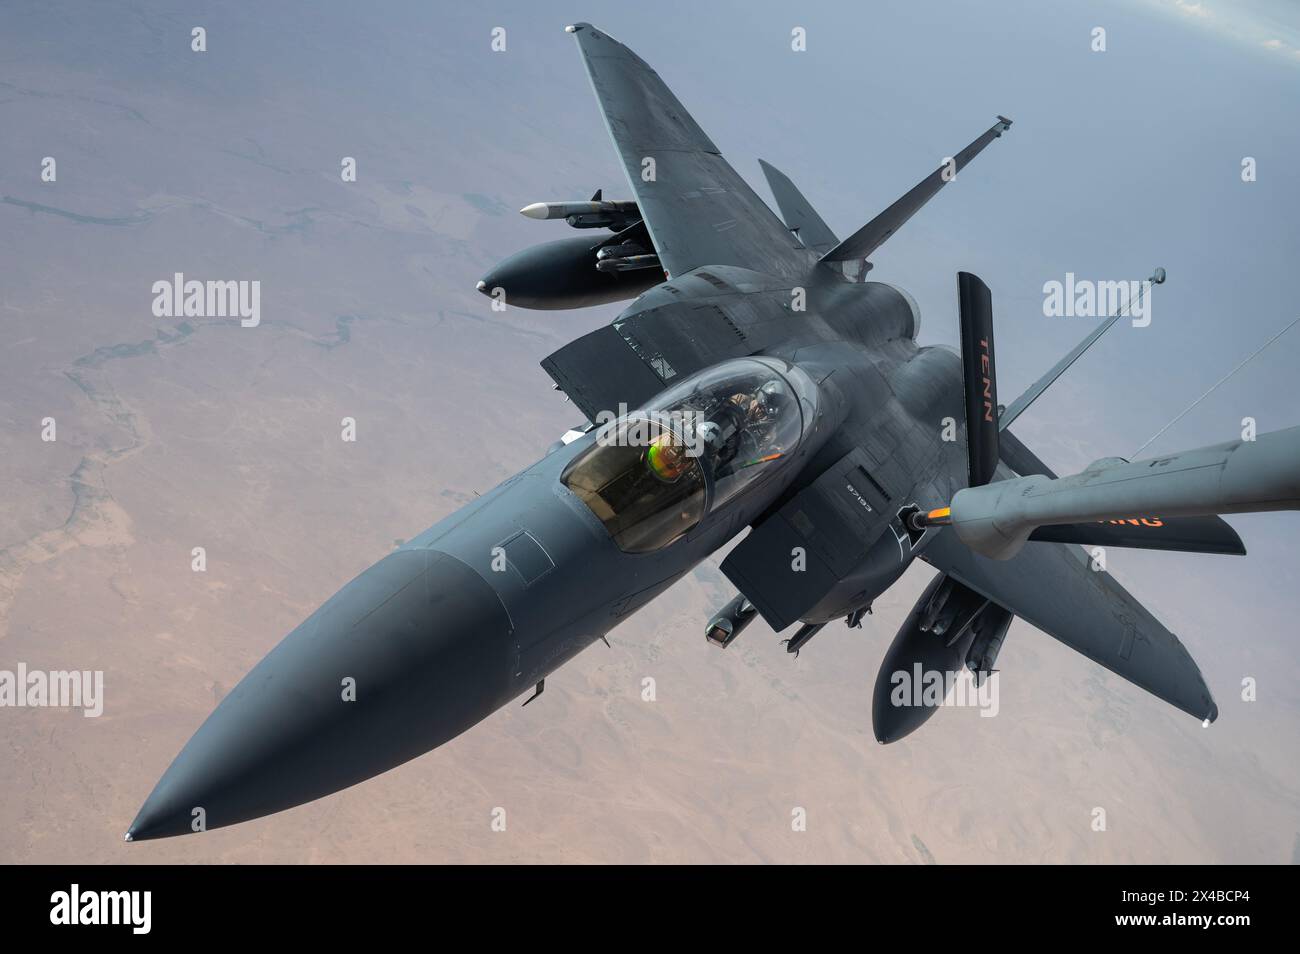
757;159;839;254
820;116;1012;263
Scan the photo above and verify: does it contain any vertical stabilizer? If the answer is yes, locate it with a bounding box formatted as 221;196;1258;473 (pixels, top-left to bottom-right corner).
958;272;1000;487
757;159;839;254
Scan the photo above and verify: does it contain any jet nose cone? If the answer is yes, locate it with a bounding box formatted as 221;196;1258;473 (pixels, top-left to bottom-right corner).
128;549;513;840
475;278;490;295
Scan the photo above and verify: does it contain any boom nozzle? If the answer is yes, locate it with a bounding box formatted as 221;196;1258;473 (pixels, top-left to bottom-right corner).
906;506;952;533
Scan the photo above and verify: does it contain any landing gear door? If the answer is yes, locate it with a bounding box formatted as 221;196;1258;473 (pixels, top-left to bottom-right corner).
720;447;897;631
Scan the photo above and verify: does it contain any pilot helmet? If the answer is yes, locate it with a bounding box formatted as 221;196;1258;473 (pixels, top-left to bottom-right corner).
758;378;787;412
646;431;691;482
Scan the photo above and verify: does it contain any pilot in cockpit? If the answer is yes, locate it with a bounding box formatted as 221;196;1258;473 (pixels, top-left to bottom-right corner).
702;377;789;466
646;376;790;485
645;430;692;482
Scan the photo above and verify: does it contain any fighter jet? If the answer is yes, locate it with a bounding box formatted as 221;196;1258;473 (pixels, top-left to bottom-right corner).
129;23;1248;840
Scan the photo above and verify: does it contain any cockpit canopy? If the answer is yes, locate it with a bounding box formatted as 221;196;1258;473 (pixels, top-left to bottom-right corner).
561;357;819;552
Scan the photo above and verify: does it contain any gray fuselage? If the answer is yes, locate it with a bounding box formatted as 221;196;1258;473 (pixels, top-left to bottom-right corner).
128;265;970;839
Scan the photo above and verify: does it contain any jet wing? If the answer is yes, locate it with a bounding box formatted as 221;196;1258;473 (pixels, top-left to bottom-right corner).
919;527;1218;723
569;23;812;279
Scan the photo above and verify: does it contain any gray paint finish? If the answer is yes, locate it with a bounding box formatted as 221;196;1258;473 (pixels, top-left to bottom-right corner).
130;21;1238;840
